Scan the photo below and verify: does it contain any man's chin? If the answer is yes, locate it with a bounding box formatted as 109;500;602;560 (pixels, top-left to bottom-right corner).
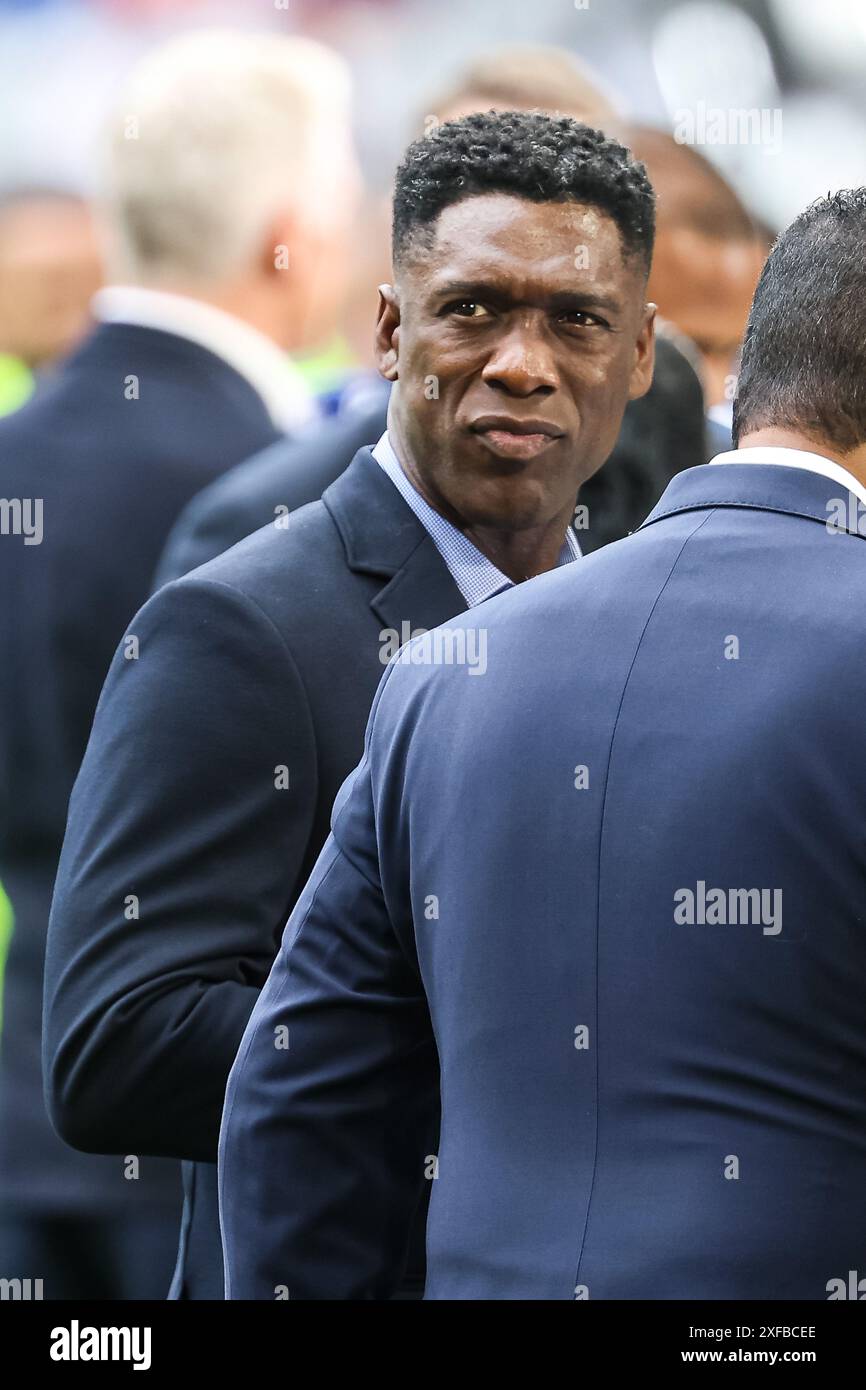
453;495;566;535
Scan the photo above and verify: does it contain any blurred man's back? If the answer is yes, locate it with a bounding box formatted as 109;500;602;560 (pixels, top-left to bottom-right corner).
0;29;355;1298
365;477;866;1297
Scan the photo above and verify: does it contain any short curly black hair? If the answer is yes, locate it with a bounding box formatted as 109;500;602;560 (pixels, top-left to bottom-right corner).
392;109;655;272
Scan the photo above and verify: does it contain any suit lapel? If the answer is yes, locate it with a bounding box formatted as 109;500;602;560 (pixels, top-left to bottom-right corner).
324;447;468;631
370;532;467;633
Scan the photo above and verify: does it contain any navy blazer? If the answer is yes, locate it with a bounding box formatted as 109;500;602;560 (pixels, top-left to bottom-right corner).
44;449;466;1297
220;461;866;1300
0;322;280;1217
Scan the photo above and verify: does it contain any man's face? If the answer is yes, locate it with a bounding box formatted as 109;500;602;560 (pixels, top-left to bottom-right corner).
649;225;765;408
376;193;655;535
0;199;103;367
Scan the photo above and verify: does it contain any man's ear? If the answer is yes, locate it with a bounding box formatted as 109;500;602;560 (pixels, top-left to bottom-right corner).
628;302;657;401
261;208;302;281
375;284;400;381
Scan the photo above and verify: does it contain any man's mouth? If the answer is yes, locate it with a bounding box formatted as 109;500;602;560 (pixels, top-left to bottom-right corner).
470;415;565;461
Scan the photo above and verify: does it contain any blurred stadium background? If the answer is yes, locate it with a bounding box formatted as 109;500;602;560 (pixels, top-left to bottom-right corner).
2;0;866;215
1;0;865;412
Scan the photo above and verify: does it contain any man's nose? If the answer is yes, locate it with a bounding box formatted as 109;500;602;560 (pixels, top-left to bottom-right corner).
481;319;560;396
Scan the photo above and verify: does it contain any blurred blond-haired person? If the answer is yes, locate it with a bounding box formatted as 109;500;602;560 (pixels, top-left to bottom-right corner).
0;29;357;1301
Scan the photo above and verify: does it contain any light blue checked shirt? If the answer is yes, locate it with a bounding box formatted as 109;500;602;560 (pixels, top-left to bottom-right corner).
372;432;581;608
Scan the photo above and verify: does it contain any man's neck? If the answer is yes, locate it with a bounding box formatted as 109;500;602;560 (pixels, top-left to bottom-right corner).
126;278;293;352
388;420;572;583
460;520;571;583
737;428;866;492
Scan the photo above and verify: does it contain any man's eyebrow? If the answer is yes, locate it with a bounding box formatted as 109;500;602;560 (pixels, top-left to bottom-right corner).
547;290;623;314
429;280;623;313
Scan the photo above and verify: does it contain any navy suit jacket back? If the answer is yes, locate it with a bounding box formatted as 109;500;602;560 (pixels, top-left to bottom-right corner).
220;462;866;1299
0;321;280;1211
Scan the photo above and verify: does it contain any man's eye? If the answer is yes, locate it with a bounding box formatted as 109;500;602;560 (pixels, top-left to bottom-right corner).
445;300;490;318
560;310;607;328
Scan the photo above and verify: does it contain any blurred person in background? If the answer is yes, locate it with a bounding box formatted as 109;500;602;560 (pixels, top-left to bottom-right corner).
432;40;620;123
157;41;708;583
625;126;771;447
0;28;356;1299
0;189;103;416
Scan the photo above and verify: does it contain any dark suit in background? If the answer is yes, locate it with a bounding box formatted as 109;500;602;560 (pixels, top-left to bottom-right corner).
156;336;709;586
578;331;710;551
154;390;391;586
44;449;465;1298
220;461;866;1300
0;321;281;1297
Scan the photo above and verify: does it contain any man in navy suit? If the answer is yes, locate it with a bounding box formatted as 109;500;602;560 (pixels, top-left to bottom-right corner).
220;189;866;1299
45;111;656;1298
0;30;355;1297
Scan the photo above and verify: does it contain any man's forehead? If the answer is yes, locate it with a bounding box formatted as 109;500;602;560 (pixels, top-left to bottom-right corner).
417;192;630;285
437;192;619;247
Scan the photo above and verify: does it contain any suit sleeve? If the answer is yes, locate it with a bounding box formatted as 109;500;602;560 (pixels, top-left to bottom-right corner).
43;576;317;1162
218;706;438;1301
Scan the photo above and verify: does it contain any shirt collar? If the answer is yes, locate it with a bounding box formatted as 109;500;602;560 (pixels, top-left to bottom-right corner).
710;445;866;510
372;431;580;608
92;285;316;433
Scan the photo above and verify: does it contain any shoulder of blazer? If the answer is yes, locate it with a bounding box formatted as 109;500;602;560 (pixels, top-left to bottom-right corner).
56;321;279;433
176;446;468;639
639;461;866;542
171;398;389;538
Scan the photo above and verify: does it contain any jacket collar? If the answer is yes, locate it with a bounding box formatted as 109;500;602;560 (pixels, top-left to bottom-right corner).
92;286;314;431
639;462;866;542
323;447;468;630
65;321;278;432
